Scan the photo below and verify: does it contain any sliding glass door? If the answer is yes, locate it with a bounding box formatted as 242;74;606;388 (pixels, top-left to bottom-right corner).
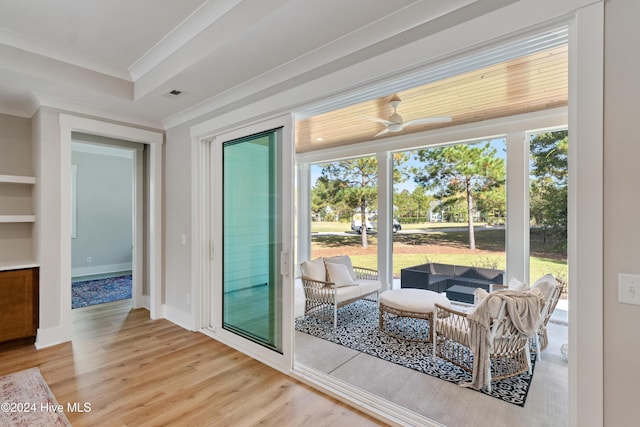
209;115;293;367
222;129;282;351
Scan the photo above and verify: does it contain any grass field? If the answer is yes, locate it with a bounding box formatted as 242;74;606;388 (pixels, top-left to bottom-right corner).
311;221;489;233
310;221;568;284
344;254;566;284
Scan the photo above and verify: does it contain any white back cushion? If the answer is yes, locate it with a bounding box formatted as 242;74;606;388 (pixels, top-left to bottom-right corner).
301;257;326;282
508;277;529;292
531;274;557;300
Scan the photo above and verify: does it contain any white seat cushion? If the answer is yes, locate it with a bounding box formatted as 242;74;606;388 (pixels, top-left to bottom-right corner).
380;289;450;314
354;279;381;296
325;262;357;287
335;284;362;303
301;257;326;282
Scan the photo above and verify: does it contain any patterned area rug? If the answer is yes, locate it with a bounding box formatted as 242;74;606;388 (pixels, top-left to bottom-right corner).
0;367;71;426
72;275;132;309
295;299;536;407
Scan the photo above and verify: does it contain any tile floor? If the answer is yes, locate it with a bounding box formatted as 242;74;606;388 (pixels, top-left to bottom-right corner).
293;279;569;427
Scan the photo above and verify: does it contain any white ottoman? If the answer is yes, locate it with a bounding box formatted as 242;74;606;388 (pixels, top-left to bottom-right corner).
379;289;451;342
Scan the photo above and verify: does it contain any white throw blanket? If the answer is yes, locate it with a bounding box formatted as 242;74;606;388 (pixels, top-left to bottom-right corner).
460;290;542;391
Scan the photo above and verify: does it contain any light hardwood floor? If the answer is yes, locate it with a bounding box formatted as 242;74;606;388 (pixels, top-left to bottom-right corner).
0;300;384;427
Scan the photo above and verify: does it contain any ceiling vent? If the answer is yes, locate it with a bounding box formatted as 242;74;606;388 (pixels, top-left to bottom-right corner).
164;89;184;98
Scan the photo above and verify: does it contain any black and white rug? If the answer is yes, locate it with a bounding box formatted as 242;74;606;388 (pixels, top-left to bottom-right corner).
295;299;536;407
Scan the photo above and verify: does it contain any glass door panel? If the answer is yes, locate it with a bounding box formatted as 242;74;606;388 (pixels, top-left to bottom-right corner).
222;129;282;352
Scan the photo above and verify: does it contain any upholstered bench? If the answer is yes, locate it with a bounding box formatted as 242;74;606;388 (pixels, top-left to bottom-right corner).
379;289;450;342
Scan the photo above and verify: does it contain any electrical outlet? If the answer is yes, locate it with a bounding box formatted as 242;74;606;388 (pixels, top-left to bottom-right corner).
619;273;640;305
86;256;92;264
186;293;191;305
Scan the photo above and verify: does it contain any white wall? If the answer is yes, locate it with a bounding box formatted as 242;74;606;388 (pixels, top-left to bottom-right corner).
163;126;192;317
71;150;133;276
0;114;31;175
33;107;63;335
603;0;640;425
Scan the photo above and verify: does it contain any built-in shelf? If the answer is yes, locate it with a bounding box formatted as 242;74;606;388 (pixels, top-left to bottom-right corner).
0;215;36;223
0;175;36;184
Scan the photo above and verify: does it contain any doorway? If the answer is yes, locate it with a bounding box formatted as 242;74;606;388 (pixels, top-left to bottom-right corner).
197;115;294;372
56;114;163;347
70;138;143;309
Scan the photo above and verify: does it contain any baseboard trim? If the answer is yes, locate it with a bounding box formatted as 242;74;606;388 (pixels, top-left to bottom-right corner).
72;263;132;278
163;304;195;331
35;325;70;349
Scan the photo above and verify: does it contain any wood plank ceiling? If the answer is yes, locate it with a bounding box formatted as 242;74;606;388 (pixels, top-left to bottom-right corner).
295;44;568;153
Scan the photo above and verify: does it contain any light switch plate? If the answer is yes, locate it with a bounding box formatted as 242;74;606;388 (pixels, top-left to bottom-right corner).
619;273;640;305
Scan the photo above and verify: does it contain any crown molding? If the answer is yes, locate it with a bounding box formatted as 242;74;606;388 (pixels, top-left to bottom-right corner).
129;0;244;81
0;100;31;118
0;28;131;81
28;93;164;130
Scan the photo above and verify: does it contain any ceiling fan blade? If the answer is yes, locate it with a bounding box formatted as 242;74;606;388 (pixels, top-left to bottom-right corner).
404;116;452;127
373;127;390;137
362;115;394;126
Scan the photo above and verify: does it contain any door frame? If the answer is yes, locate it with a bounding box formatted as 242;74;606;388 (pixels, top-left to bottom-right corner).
59;115;163;341
193;114;295;373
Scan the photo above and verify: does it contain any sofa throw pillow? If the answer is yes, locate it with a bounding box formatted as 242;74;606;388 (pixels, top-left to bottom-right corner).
325;262;357;287
323;255;357;281
301;257;326;282
474;288;490;305
508;277;529;292
531;274;557;299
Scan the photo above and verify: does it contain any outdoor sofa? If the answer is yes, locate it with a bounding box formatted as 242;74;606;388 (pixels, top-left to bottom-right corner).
300;255;381;327
400;262;504;300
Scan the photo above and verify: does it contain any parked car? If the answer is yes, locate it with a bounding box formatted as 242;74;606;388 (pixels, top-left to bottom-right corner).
351;215;373;234
351;215;401;233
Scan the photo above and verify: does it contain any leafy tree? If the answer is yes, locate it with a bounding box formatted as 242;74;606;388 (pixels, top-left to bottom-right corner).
413;142;505;249
320;157;378;247
476;186;506;224
311;176;349;221
530;131;568;250
393;189;416;218
316;153;409;248
411;185;431;220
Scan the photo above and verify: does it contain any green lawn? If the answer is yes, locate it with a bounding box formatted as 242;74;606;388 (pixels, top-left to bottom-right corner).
311;221;488;233
310;221;567;284
346;253;567;284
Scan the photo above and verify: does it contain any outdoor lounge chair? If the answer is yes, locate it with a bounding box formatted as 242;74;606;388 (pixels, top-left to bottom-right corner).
433;289;544;392
530;275;566;358
300;256;381;328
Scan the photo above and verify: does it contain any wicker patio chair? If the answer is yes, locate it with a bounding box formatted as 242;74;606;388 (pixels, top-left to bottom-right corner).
532;276;566;358
300;258;380;328
432;290;543;392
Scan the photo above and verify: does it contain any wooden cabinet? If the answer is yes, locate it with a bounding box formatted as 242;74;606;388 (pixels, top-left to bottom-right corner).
0;267;39;346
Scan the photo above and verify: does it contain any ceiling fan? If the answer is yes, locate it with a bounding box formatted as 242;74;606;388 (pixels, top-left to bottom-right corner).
365;94;451;137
